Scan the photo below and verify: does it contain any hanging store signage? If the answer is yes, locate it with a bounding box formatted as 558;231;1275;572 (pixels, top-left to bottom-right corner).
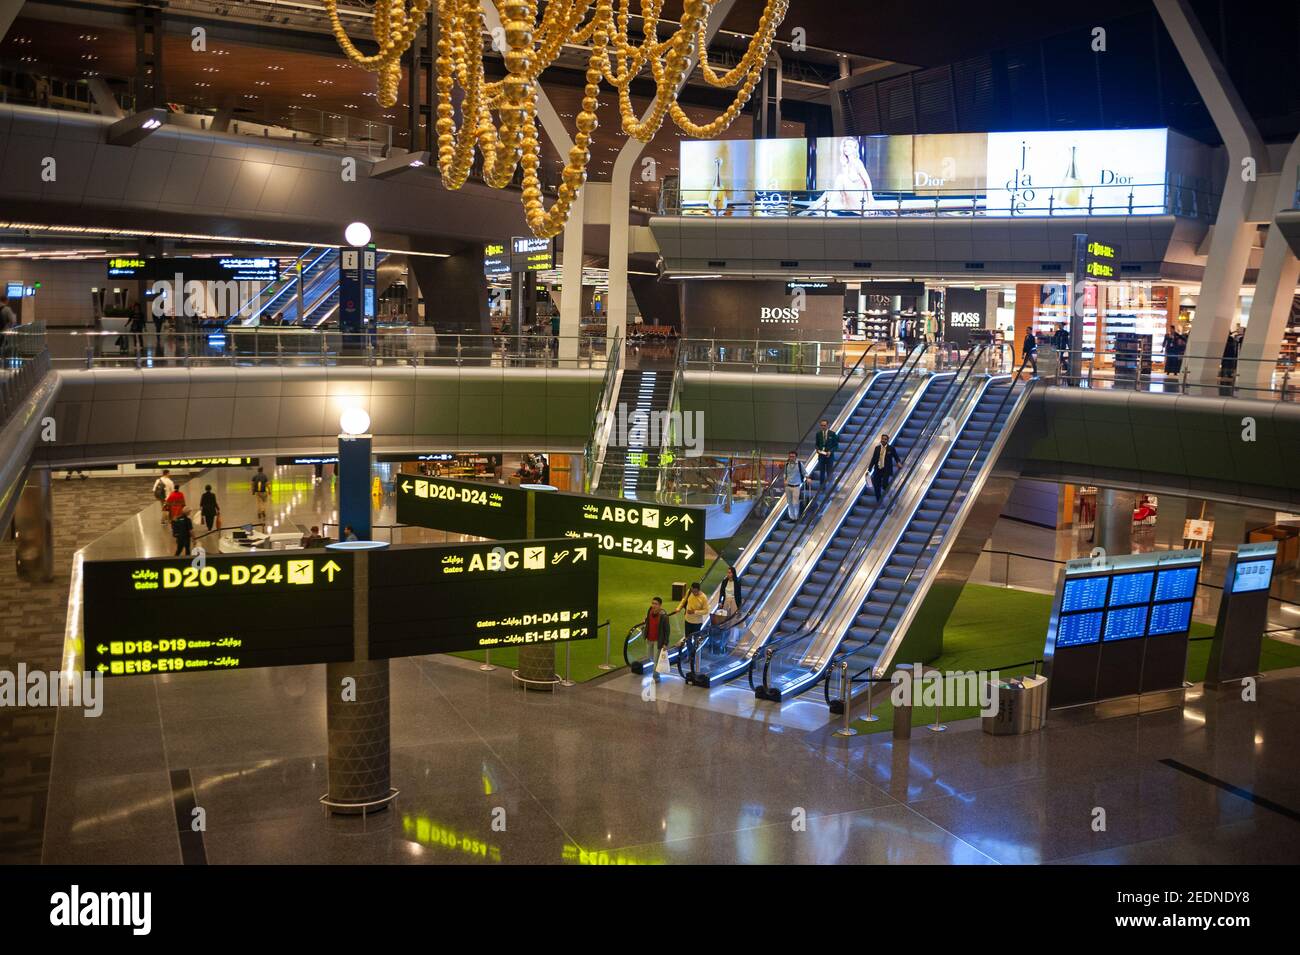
367;539;599;657
83;552;355;677
942;287;986;347
106;257;148;278
534;494;704;566
395;474;528;540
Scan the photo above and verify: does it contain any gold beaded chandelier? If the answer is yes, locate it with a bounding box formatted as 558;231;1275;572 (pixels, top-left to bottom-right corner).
324;0;790;237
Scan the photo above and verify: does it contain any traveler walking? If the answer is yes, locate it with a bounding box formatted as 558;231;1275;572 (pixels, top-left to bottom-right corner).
867;432;901;504
643;597;671;682
782;450;805;521
674;581;711;656
128;302;147;354
814;418;839;486
718;566;743;618
172;508;195;556
1021;328;1038;374
198;484;220;532
152;470;175;525
250;466;270;522
164;483;187;525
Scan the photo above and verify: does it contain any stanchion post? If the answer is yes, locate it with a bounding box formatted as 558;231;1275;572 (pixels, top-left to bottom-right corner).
597;620;615;671
479;648;495;672
927;668;948;733
559;641;576;687
862;670;880;723
832;662;858;738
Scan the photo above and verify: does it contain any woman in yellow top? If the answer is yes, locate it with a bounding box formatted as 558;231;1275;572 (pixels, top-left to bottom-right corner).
673;582;712;648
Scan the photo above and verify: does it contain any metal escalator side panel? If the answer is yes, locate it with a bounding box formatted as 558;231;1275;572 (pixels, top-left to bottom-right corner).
868;378;1036;680
774;373;1000;694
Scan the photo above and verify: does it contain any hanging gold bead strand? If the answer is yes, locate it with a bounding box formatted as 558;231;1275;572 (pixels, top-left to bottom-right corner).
329;0;790;237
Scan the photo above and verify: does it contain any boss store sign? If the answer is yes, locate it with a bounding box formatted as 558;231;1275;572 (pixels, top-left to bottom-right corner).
942;287;987;347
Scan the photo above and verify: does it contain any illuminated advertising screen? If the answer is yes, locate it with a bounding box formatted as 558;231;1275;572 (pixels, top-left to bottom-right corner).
395;474;528;540
985;128;1167;216
83;552;355;677
533;493;705;567
810;135;912;214
367;539;599;657
1231;559;1273;594
679;139;757;213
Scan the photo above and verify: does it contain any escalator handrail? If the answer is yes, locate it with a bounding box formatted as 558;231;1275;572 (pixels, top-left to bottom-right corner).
827;355;1036;702
239;248;333;325
752;346;991;692
683;344;932;679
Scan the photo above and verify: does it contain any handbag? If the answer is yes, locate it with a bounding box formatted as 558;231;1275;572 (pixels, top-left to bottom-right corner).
215;514;223;530
654;645;670;675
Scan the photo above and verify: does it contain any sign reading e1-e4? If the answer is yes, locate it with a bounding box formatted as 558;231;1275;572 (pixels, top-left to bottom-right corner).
82;552;354;677
534;495;704;566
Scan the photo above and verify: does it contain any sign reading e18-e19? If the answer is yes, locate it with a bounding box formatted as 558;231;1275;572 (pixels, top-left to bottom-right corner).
82;553;354;677
367;540;599;657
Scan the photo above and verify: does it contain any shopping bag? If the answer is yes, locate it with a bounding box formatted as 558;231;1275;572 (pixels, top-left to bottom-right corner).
655;646;670;675
215;515;223;530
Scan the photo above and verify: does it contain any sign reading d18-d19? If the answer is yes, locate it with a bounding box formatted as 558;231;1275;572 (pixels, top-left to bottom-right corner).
534;494;705;567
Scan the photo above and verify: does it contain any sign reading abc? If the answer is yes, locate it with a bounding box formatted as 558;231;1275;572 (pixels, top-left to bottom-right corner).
82;553;354;677
534;495;704;566
367;540;598;657
395;475;528;540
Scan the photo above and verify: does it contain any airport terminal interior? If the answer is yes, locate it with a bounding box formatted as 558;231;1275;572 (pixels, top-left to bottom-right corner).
0;0;1298;890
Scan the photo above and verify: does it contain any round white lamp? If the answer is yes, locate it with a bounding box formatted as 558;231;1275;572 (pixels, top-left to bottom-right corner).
344;221;372;247
339;407;371;436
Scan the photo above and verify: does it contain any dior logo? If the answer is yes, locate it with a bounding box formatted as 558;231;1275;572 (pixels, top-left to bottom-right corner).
760;306;800;323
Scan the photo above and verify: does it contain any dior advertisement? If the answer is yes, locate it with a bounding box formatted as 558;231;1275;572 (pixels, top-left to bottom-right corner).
680;280;847;341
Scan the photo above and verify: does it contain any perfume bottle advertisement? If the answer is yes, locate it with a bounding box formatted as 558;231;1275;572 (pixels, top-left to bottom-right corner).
986;128;1167;216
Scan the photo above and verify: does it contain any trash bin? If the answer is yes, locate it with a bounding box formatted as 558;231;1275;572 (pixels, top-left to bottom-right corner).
982;675;1047;735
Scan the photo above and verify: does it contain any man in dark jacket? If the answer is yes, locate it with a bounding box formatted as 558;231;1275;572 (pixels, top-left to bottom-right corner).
814;418;839;487
172;508;195;556
198;484;220;532
867;432;902;503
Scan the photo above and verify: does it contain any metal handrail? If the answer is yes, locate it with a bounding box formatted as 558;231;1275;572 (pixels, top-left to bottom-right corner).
751;345;991;694
826;354;1037;706
582;331;623;492
681;344;933;682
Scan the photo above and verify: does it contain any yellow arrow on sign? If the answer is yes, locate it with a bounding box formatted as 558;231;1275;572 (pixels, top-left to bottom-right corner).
321;560;342;582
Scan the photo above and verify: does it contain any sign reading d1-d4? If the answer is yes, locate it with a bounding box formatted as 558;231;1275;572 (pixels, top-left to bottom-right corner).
534;495;704;567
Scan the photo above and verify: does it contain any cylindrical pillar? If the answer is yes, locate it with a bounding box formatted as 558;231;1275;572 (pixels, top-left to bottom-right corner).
325;658;391;809
1096;487;1135;556
14;468;53;582
516;486;556;690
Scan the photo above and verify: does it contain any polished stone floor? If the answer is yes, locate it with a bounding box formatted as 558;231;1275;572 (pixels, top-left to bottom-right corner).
10;471;1300;864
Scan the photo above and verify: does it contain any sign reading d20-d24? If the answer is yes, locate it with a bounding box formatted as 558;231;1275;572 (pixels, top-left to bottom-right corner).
534;494;705;567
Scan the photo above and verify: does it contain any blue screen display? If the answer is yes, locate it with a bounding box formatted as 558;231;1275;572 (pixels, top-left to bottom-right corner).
1148;601;1193;635
1057;611;1103;647
1231;560;1273;594
1154;566;1199;602
1108;571;1153;607
1103;605;1148;641
1062;576;1109;612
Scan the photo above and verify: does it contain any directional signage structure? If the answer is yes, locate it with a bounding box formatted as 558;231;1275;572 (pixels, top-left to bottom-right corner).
83;552;354;677
368;539;599;657
395;474;528;540
534;494;704;567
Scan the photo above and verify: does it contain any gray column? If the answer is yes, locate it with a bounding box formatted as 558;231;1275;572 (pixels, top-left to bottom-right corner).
515;490;555;690
13;468;53;583
1095;487;1134;556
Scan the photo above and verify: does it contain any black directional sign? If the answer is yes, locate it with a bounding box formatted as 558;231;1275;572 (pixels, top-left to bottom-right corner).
367;539;599;657
534;494;705;567
83;552;354;677
394;474;528;540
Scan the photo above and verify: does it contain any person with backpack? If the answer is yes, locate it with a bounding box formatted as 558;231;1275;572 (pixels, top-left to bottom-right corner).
250;466;270;522
198;484;220;532
172;507;195;557
152;470;175;525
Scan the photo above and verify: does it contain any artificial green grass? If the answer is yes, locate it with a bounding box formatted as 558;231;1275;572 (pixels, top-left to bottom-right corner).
452;553;714;681
847;583;1300;733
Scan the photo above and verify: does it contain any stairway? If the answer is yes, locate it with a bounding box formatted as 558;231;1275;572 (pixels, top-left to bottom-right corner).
595;369;674;498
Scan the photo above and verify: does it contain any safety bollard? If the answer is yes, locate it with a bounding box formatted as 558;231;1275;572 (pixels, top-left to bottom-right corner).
559;641;576;687
927;668;948;733
861;672;880;723
479;649;496;672
892;663;913;740
832;661;857;738
597;620;615;671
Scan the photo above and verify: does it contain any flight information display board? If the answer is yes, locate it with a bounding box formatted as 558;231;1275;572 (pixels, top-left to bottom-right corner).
83;552;354;677
367;539;599;657
533;494;705;567
394;474;528;540
1044;549;1202;708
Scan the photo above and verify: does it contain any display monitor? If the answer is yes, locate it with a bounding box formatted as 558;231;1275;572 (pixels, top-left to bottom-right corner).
1061;575;1108;612
1057;611;1103;647
1231;559;1274;594
1148;600;1193;636
1103;605;1148;641
1154;566;1199;601
1108;571;1153;607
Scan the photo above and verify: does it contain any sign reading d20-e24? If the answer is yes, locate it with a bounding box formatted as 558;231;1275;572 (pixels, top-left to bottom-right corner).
534;494;705;567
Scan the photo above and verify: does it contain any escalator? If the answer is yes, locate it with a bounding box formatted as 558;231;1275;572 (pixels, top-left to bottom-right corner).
228;248;335;326
272;250;340;324
621;346;928;676
671;347;935;685
757;360;1035;704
